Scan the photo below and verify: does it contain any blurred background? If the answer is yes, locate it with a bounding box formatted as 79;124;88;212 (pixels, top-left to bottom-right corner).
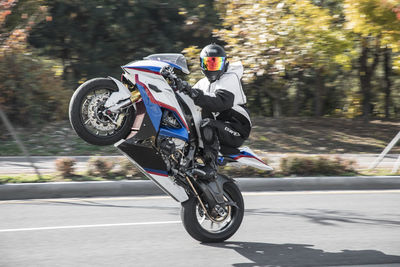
1;0;400;179
2;3;400;264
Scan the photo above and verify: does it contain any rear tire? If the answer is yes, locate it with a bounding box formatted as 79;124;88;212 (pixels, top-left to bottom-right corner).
181;181;244;243
69;78;135;146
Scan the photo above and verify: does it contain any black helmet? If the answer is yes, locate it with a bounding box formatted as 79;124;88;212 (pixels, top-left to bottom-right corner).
200;43;228;82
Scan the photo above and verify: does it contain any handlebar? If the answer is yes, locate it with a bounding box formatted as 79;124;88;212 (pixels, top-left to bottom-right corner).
161;67;179;91
161;67;177;80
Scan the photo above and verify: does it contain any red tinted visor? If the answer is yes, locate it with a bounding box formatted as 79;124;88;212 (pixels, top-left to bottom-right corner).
200;57;226;71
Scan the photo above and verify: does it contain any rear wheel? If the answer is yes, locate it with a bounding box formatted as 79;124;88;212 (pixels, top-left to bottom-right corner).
69;78;135;146
181;181;244;243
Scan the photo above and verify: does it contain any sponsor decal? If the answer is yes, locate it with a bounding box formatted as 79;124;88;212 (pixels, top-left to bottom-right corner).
224;126;240;136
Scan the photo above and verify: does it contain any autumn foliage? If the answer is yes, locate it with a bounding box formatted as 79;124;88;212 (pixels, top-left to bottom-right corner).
1;0;400;125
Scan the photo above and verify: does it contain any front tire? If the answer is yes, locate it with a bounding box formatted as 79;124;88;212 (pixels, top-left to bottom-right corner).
181;181;244;243
69;78;135;146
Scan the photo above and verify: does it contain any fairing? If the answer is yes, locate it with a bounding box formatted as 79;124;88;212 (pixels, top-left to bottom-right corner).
114;55;271;203
115;138;189;202
122;59;190;140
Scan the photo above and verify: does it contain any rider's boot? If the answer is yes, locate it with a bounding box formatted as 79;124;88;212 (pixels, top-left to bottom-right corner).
201;139;219;181
199;118;219;181
203;155;218;181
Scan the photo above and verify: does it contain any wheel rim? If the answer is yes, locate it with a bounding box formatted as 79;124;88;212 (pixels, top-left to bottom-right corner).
80;88;128;137
196;197;236;234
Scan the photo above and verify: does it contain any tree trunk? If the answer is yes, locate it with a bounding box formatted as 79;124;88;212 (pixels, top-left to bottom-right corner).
384;47;392;118
292;71;303;116
359;37;380;121
272;98;282;118
264;80;282;118
292;86;301;116
314;68;325;117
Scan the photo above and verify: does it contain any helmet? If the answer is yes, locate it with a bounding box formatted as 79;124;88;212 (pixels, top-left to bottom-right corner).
200;43;228;83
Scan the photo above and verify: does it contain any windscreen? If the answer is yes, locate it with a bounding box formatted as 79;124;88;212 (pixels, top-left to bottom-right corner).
144;54;190;74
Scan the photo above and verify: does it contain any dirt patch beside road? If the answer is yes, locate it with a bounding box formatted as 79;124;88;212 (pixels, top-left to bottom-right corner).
1;117;399;156
248;117;400;154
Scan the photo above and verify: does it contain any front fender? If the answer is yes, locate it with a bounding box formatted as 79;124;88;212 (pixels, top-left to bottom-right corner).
104;76;132;109
196;174;232;206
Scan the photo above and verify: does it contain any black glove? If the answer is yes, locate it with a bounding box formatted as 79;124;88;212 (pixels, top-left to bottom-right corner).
175;78;199;98
175;78;190;92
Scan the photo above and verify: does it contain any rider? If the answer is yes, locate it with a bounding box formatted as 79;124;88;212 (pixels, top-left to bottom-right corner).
179;43;251;180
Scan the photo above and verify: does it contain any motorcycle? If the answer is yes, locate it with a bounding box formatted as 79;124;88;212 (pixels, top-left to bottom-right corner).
69;53;272;242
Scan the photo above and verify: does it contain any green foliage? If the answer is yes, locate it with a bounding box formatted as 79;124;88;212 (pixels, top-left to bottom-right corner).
0;52;71;126
55;157;76;177
87;157;114;177
280;156;357;176
211;0;355;117
2;0;398;120
214;0;352;81
0;174;53;184
182;45;203;84
1;0;47;55
344;0;400;72
28;0;220;86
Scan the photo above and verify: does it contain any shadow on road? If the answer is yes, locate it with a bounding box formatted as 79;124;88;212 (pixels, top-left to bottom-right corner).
204;241;400;267
246;208;400;226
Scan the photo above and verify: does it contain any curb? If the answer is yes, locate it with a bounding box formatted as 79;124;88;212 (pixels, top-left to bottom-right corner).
1;176;400;200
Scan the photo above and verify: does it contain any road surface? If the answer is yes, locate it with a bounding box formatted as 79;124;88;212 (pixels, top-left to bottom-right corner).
1;190;399;266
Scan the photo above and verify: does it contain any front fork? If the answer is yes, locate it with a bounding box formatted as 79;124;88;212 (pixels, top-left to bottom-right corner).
103;78;142;127
184;170;233;221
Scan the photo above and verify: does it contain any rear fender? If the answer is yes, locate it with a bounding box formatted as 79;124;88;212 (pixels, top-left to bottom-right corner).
224;146;273;171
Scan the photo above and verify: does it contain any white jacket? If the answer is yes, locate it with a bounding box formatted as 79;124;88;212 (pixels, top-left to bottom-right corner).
192;62;251;127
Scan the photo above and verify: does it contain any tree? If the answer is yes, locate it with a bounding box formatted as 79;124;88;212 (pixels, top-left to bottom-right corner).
344;0;400;119
0;53;70;125
0;0;47;55
28;0;220;87
213;0;351;117
0;1;70;126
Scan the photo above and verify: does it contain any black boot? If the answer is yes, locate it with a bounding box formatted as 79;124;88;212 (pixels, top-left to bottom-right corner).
201;140;219;181
202;161;217;181
199;118;219;181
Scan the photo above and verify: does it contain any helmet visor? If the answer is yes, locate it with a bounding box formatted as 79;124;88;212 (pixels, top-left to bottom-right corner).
200;57;225;71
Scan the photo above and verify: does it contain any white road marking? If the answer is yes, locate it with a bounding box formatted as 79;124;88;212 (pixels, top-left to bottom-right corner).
1;190;399;205
1;190;399;233
243;189;400;196
0;195;171;204
0;221;182;233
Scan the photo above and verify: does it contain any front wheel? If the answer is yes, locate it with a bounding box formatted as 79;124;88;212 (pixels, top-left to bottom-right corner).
69;78;135;146
181;181;244;243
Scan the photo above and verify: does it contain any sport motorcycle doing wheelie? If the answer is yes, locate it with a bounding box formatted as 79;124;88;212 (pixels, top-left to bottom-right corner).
69;54;272;242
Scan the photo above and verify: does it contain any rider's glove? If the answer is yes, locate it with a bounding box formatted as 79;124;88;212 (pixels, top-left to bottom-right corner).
176;78;199;99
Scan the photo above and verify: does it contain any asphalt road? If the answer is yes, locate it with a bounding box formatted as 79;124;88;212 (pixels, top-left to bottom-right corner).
1;154;400;174
1;190;400;267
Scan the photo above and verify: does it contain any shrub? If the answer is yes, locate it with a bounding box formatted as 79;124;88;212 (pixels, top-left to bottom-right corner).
280;156;357;176
220;157;274;177
87;157;114;177
117;158;142;178
0;52;71;126
55;157;76;177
